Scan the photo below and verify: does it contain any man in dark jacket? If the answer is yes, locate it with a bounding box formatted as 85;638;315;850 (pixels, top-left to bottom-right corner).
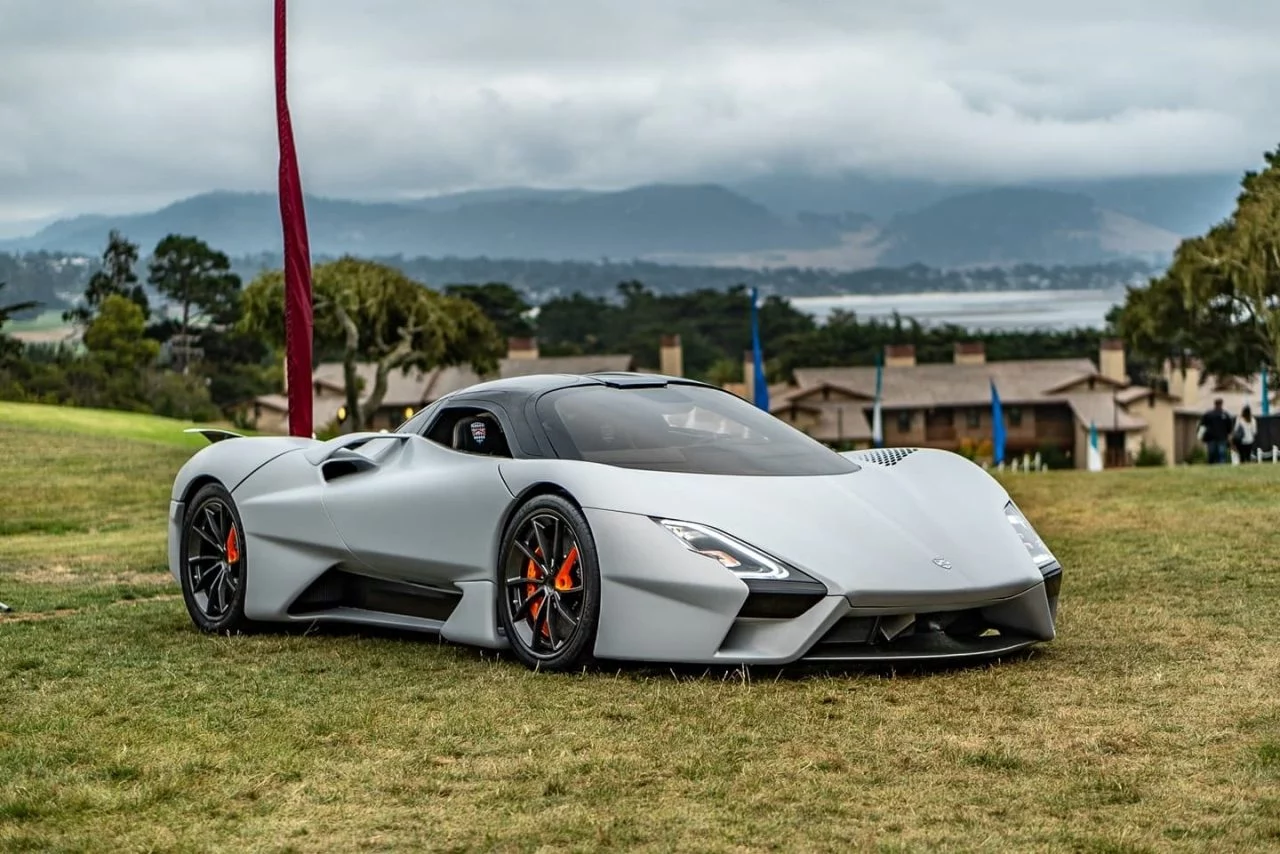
1199;398;1233;464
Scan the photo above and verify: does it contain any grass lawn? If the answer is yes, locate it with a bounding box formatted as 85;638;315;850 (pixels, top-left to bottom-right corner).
2;406;1279;852
0;401;246;450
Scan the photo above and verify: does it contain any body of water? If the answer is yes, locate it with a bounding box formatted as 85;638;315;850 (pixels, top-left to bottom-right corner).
790;288;1127;331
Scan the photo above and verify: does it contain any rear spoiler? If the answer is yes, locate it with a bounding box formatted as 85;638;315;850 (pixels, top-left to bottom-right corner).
184;428;244;445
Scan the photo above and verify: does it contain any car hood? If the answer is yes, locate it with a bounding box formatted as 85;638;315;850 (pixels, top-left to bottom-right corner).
499;452;1045;605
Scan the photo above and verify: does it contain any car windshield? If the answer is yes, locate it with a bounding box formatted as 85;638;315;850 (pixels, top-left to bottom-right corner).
538;383;859;476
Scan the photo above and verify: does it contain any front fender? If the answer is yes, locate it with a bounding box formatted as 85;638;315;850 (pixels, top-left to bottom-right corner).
170;436;315;503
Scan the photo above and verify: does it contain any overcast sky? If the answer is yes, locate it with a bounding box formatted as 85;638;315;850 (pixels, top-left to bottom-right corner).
3;0;1280;228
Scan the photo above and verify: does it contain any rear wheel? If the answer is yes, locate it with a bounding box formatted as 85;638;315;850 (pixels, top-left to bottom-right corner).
497;494;600;672
180;483;252;635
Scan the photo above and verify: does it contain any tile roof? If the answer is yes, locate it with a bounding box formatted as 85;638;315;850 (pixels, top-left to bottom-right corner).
498;354;634;378
1174;372;1277;416
1061;391;1148;431
791;358;1104;408
259;353;637;420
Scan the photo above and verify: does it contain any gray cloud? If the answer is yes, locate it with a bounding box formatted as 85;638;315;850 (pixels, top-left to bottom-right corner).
2;0;1279;224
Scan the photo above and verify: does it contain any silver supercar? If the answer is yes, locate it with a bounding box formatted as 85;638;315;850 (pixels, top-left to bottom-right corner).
168;373;1063;672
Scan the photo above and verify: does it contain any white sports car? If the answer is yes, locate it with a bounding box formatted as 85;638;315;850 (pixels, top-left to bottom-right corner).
169;372;1062;671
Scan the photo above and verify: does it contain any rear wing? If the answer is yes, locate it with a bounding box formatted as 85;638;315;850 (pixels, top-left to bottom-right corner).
184;428;245;445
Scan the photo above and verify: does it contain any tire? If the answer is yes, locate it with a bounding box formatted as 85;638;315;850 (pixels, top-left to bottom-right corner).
497;493;601;672
179;482;253;635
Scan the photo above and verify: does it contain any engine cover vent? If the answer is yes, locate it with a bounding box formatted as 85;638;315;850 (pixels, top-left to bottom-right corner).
850;447;919;467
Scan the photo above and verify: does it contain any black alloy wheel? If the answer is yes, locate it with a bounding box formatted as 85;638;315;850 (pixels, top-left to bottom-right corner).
498;494;600;671
180;483;252;634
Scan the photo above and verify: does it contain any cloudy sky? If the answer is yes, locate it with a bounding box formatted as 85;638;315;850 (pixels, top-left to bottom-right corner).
2;0;1279;229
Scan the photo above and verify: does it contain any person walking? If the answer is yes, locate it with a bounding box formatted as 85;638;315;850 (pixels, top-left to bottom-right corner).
1234;404;1258;463
1199;398;1233;464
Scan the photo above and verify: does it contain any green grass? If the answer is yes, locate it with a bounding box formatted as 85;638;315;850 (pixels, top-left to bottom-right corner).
0;400;245;449
2;406;1280;851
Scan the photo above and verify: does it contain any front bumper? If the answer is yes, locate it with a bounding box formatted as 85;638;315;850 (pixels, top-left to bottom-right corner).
713;566;1060;665
585;507;1061;667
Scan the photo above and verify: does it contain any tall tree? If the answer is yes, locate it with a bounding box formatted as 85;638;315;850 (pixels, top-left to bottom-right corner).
147;235;242;373
240;257;503;432
444;282;535;339
1113;145;1280;378
64;231;150;326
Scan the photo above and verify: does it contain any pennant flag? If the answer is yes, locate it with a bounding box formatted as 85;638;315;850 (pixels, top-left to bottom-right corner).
749;287;769;410
990;379;1006;465
871;352;884;447
275;0;314;437
1262;364;1270;417
1087;420;1104;471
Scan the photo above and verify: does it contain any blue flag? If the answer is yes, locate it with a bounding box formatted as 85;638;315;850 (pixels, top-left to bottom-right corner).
990;379;1005;464
1263;365;1270;417
750;287;769;410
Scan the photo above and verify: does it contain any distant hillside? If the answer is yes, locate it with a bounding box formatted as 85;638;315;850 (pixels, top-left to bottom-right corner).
9;185;835;261
874;188;1180;267
4;176;1203;269
731;171;1241;236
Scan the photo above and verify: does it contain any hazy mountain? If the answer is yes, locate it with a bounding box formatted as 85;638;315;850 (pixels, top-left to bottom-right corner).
4;175;1209;269
731;171;1241;236
7;184;833;260
875;188;1179;268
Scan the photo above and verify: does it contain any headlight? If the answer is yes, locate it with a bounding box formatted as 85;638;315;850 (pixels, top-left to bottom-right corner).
657;519;793;581
1004;501;1057;571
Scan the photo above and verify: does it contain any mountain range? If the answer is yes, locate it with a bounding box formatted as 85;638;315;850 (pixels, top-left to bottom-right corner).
2;171;1242;270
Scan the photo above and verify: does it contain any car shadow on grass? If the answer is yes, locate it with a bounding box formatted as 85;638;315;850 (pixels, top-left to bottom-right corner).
223;617;1050;682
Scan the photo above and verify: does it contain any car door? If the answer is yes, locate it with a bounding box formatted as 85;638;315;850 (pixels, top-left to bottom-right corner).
317;415;518;588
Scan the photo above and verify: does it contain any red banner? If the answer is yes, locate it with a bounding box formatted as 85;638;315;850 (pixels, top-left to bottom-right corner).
274;0;314;437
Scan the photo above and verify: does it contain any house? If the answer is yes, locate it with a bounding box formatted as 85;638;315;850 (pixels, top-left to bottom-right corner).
765;339;1202;469
244;336;640;434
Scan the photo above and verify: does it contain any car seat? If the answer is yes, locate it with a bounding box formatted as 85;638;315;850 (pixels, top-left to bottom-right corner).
451;413;511;456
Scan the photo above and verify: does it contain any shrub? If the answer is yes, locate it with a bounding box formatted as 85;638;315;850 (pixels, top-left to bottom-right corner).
1134;440;1167;467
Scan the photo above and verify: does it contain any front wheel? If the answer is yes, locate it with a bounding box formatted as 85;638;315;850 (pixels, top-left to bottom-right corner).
497;494;601;672
180;483;253;635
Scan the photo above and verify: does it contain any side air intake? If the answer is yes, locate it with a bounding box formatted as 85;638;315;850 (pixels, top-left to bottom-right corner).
849;447;919;466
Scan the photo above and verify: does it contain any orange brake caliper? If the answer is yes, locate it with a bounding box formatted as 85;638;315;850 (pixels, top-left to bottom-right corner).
225;528;240;563
526;546;579;638
526;548;544;631
555;547;578;591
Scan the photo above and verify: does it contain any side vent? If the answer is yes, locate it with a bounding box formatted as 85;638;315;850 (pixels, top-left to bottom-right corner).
849;447;920;467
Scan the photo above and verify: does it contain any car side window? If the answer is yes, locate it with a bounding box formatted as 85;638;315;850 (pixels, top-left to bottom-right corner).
424;407;513;458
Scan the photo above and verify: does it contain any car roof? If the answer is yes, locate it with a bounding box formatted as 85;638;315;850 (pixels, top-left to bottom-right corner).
439;371;713;404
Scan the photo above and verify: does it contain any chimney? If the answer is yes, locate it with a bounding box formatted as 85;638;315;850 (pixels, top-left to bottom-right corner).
885;343;916;368
1171;359;1204;405
1099;338;1126;385
507;337;539;360
659;334;684;377
954;341;985;365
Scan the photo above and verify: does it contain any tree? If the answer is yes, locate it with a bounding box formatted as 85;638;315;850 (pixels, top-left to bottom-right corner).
240;257;503;432
1113;144;1280;378
83;294;160;375
444;282;534;339
64;231;149;326
147;235;242;373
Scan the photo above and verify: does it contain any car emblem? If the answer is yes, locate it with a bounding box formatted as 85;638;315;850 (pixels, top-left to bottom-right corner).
470;421;486;444
932;557;952;570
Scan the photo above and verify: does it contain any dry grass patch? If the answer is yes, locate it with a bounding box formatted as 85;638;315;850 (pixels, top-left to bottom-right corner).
2;411;1279;851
